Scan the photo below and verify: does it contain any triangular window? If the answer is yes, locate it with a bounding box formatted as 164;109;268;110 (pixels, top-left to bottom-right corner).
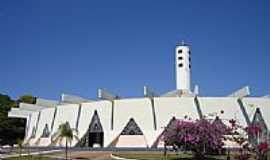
120;118;143;135
89;110;103;133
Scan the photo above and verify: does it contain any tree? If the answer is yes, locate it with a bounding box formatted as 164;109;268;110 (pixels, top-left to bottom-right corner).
227;119;251;160
0;93;35;145
0;94;25;145
17;95;36;104
163;119;227;159
16;138;23;158
227;119;269;160
51;122;79;160
246;123;269;160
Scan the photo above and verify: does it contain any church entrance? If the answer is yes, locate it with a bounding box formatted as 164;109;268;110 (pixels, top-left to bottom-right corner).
88;132;104;147
76;110;104;147
87;110;104;147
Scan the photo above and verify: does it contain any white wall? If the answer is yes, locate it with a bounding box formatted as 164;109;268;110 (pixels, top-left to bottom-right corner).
34;108;55;146
198;97;248;127
77;101;112;146
116;135;148;147
153;97;199;146
25;111;39;145
25;112;39;138
113;98;154;147
154;97;199;128
52;104;80;146
242;97;270;128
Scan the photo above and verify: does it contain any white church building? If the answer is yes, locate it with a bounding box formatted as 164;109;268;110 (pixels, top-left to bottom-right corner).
8;42;270;148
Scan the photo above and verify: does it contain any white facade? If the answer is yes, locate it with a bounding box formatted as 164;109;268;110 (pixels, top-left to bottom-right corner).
8;42;270;148
8;96;270;147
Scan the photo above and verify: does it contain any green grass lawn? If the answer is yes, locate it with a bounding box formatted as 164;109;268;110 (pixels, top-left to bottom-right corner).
113;152;227;160
113;153;191;160
113;152;261;160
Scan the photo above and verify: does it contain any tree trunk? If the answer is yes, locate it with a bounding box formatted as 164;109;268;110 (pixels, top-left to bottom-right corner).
227;150;231;160
19;147;22;158
65;139;68;160
194;151;205;160
164;145;167;156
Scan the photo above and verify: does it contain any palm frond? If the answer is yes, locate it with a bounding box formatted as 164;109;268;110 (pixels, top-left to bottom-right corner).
73;135;80;141
51;122;79;147
51;135;63;146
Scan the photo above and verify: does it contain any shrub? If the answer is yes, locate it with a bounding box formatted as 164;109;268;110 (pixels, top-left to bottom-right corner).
163;119;227;159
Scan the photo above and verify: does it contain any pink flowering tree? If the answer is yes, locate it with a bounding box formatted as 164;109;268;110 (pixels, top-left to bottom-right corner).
227;119;251;160
227;119;269;160
246;123;269;160
163;118;227;159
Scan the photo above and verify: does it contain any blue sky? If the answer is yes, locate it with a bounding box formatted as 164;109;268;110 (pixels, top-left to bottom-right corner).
0;0;269;100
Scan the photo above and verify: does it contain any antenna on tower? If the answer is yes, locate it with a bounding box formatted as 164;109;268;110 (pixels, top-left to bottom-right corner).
181;40;185;46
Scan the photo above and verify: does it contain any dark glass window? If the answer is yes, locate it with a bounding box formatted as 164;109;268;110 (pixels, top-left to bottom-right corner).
189;64;191;68
188;51;191;54
189;57;191;61
178;63;183;67
178;57;183;60
178;50;182;53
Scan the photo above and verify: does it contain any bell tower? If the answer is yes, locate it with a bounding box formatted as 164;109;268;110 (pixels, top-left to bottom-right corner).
175;41;191;92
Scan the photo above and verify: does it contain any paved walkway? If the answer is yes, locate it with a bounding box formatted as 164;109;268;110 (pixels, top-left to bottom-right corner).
0;148;166;159
0;149;62;159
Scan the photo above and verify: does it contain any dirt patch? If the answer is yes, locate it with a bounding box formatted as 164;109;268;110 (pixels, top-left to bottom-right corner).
69;151;113;159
